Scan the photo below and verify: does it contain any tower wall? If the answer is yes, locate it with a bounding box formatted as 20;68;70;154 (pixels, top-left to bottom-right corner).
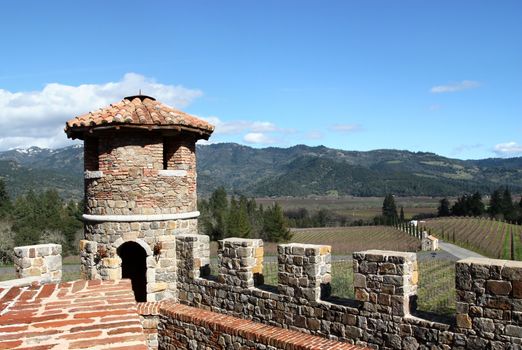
80;130;199;302
85;132;197;216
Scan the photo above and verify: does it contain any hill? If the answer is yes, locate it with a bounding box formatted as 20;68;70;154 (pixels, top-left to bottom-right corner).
196;143;522;197
0;143;521;199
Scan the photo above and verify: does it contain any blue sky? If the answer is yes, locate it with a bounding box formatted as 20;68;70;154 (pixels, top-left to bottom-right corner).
0;1;520;159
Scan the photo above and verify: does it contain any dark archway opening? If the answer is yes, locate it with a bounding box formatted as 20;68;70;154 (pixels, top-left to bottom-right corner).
117;241;147;302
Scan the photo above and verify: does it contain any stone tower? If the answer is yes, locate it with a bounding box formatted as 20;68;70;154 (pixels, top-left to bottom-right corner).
64;95;214;301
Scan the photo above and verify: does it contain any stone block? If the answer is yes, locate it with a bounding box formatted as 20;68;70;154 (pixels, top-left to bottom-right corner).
147;282;168;293
487;280;512;296
506;325;522;338
353;273;366;288
456;314;472;329
473;317;495;333
105;268;122;280
101;257;121;268
513;281;522;299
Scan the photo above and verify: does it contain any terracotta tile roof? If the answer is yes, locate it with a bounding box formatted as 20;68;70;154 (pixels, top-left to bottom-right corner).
64;95;214;139
0;279;147;349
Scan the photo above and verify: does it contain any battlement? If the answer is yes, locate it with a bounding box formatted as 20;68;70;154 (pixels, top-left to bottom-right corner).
173;234;522;349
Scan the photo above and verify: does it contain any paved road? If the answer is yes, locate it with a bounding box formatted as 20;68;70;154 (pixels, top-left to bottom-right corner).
437;240;486;260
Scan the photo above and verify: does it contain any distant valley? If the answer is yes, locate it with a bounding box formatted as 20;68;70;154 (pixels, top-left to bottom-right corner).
0;143;521;199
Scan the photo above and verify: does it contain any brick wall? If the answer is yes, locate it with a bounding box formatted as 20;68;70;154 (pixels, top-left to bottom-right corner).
173;235;522;349
85;132;197;215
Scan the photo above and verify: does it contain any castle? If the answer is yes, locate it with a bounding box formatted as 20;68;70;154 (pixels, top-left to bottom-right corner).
1;95;522;349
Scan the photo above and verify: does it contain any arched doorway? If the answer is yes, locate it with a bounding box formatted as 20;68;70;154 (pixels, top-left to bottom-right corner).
117;241;147;302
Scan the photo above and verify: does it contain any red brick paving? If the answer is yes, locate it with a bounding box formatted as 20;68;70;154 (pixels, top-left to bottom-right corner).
0;279;146;349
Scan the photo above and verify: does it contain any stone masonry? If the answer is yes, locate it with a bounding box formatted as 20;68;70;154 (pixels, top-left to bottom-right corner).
158;302;367;350
13;243;62;283
218;238;264;288
278;243;332;301
65;95;214;303
170;234;522;349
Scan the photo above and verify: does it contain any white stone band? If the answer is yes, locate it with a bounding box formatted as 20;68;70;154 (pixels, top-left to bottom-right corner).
82;211;200;222
158;169;187;177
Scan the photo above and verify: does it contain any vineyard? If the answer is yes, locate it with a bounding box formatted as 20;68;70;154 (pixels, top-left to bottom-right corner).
290;226;421;255
210;226;422;256
422;217;522;260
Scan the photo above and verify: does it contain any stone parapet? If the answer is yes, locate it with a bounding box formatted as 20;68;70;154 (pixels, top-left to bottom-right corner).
353;250;418;316
175;234;210;281
173;238;522;349
13;244;62;283
159;302;367;350
218;238;264;288
278;243;331;301
455;258;522;339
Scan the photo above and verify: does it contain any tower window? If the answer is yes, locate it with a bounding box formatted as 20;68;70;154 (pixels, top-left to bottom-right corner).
85;138;99;171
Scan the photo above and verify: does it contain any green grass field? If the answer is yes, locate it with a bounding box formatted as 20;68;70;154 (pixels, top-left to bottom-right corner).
256;196;440;221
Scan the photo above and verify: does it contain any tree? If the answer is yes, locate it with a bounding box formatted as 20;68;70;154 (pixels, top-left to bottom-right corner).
262;203;292;242
438;198;451;217
207;187;228;240
399;206;405;222
236;196;252;238
488;188;503;218
11;189;83;254
469;192;485;216
0;179;11;217
500;187;516;221
382;194;398;225
226;196;240;237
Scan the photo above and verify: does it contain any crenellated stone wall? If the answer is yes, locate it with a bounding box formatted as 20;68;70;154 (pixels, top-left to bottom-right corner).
168;234;522;349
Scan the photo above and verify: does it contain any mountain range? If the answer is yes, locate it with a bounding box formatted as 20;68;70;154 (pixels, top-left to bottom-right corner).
0;143;521;199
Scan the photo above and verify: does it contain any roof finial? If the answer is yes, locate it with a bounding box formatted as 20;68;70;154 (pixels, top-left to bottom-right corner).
139;89;142;95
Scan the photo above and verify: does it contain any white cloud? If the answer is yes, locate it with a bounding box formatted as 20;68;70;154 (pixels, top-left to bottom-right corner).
251;121;278;132
0;73;202;151
430;80;481;93
451;143;483;155
200;116;283;135
330;123;361;133
243;132;277;144
493;142;522;156
306;130;323;140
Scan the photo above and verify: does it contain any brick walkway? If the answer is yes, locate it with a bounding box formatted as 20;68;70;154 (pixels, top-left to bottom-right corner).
0;279;147;349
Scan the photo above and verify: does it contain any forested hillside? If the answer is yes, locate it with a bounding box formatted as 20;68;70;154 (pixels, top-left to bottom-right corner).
0;143;521;199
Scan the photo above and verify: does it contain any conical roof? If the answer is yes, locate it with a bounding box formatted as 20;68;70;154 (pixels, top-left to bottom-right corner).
64;95;214;140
